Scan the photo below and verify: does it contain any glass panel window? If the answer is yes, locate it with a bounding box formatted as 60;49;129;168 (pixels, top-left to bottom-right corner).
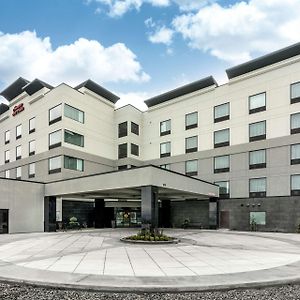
185;160;198;176
4;130;10;144
291;113;300;134
64;130;84;147
160;164;170;170
118;143;127;159
29;163;35;178
160;142;171;157
29;117;35;133
16;124;22;139
291;82;300;104
49;130;62;149
64;156;84;171
249;92;266;114
249;149;266;169
118;122;128;138
291;144;300;164
249;177;266;197
214;155;230;173
5;170;10;179
291;175;300;195
131;143;139;156
215;181;230;198
16;166;21;179
214;103;229;122
49;156;62;174
131;122;139;135
214;128;229;148
4;150;9;163
16;145;21;160
185;112;198;130
64;104;84;123
49;104;62;125
160;120;171;136
250;212;266;225
29;140;36;156
185;136;198;153
249;121;266;141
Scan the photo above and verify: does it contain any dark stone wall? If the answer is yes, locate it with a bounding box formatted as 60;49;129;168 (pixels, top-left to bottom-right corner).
219;196;300;232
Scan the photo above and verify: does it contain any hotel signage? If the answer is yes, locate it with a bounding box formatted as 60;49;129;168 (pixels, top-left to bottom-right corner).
12;103;24;116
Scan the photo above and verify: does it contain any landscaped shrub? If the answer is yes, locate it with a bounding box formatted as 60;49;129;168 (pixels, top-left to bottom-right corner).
125;228;173;242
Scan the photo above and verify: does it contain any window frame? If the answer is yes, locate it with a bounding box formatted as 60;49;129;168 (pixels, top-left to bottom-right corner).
118;121;128;138
214;128;230;148
49;103;62;125
16;124;22;140
48;156;62;174
4;130;10;145
131;143;139;156
29;140;36;156
214;181;230;199
4;150;10;164
160;141;171;158
16;166;22;179
214;102;230;123
249;177;267;198
249;149;266;169
291;174;300;196
28;163;35;178
29;117;36;134
64;155;84;172
214;155;230;173
185;159;198;176
185;136;198;153
131;122;139;135
160;164;170;170
118;143;128;159
16;145;21;160
49;129;62;150
291;113;300;134
160;119;171;136
185;112;198;130
64;129;84;147
249;92;266;114
64;103;84;123
291;81;300;104
249;120;266;142
291;144;300;165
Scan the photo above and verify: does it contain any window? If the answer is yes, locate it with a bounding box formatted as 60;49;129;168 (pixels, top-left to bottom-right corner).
4;150;9;163
214;155;230;173
16;167;21;179
49;130;62;149
48;156;62;174
185;112;198;130
16;124;22;139
291;175;300;195
185;160;198;176
49;104;62;125
29;117;35;134
64;156;84;172
249;149;266;169
64;130;84;147
250;212;266;225
215;181;230;198
185;136;198;153
291;82;300;104
16;145;21;160
29;140;36;156
249;177;266;198
131;143;139;156
160;142;171;158
4;130;10;144
291;113;300;134
249;121;266;142
118;143;127;159
249;92;266;114
5;170;10;179
131;122;139;135
64;104;84;123
214;103;229;123
29;163;35;178
118;122;128;138
214;128;230;148
160;120;171;136
291;144;300;165
160;164;170;170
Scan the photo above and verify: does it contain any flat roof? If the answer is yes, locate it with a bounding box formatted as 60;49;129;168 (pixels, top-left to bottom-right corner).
144;76;217;108
0;77;29;101
226;42;300;79
22;79;53;96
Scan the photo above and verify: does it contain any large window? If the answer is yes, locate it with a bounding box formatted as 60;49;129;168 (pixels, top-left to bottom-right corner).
291;82;300;104
291;175;300;195
118;122;127;138
4;130;10;144
16;166;21;179
16;145;21;160
160;142;171;158
249;121;266;142
29;140;36;156
185;112;198;130
131;122;139;135
291;144;300;165
64;104;84;123
16;124;22;139
48;156;62;174
249;92;266;114
214;103;229;123
64;130;84;147
215;181;230;198
49;130;62;149
131;143;139;156
118;143;127;159
291;113;300;134
160;120;171;136
49;104;62;125
29;117;35;134
4;150;9;163
185;160;198;176
185;136;198;153
214;155;230;173
214;128;230;148
249;177;266;198
249;149;266;169
250;212;266;225
29;163;35;178
64;156;84;172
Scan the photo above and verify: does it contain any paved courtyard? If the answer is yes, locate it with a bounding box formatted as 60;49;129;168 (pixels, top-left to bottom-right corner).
1;229;300;291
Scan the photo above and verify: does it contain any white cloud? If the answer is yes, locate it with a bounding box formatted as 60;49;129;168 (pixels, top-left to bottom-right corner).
172;0;300;64
0;30;150;89
148;26;174;45
115;91;150;110
173;0;215;11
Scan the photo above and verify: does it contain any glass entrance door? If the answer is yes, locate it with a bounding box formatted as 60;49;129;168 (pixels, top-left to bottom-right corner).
0;209;9;234
115;208;141;227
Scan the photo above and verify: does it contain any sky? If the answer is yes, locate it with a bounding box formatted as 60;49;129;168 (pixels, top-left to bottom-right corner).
0;0;300;110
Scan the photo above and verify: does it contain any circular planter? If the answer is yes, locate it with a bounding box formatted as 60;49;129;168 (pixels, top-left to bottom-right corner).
120;237;179;244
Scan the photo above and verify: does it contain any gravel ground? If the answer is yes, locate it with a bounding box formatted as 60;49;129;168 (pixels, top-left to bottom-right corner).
1;283;300;300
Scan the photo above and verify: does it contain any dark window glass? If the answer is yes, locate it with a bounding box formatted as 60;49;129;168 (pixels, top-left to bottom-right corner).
185;136;198;153
131;122;139;135
64;156;84;171
64;130;84;147
291;113;300;134
291;144;300;165
118;143;127;159
131;143;139;156
64;104;84;123
160;120;171;136
118;165;128;170
291;175;300;195
118;122;128;138
215;181;230;198
291;82;300;104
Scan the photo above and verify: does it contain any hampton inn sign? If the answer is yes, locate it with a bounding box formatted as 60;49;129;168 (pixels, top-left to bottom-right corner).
12;103;24;116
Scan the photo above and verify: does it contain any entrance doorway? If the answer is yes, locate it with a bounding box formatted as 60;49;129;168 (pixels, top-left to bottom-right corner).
115;208;141;227
0;209;9;234
220;210;230;228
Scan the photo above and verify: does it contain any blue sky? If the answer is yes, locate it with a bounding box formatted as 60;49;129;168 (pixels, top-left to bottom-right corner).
0;0;300;109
